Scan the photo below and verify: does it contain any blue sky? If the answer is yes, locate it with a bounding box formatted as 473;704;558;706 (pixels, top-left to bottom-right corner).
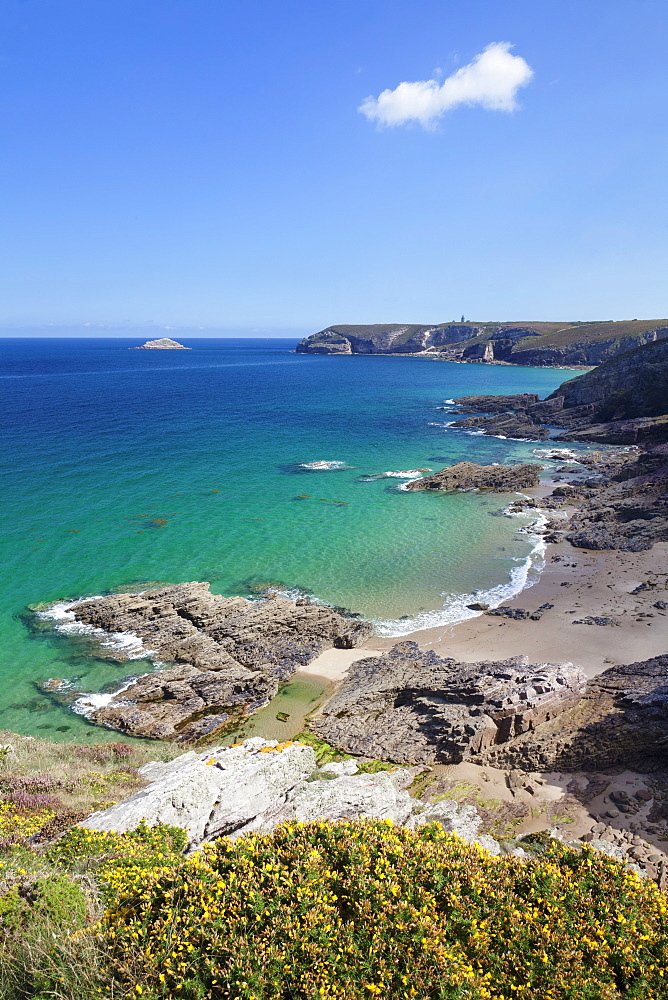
1;0;667;333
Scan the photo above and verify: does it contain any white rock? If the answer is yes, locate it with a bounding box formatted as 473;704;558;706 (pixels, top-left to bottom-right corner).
268;770;414;828
81;739;316;845
319;758;359;777
408;799;501;854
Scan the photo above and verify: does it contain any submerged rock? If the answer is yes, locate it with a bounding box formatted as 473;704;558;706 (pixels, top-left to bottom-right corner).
404;461;541;492
310;641;586;765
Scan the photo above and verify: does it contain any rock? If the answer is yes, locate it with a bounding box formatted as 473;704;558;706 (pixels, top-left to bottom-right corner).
654;601;668;610
132;338;190;350
271;770;415;827
486;608;531;620
310;641;586;765
483;653;668;773
42;582;373;740
404;462;541;493
318;759;359;777
451;394;540;414
82;738;318;844
408;800;501;854
82;736;503;854
530;603;554;621
466;602;489;611
571;616;619;626
449;412;550;440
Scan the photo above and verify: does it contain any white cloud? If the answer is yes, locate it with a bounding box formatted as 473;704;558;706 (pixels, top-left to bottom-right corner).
359;42;533;128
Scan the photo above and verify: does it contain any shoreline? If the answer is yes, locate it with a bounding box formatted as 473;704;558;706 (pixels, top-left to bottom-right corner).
295;536;667;684
297;470;668;682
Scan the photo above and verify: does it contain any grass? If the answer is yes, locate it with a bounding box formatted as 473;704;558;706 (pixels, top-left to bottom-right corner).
0;730;182;849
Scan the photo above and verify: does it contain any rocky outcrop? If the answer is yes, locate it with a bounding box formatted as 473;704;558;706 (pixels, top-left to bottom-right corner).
310;642;586;765
449;412;550;440
483;654;668;774
452;394;540;413
45;583;372;741
547;338;668;425
557;415;668;446
446;339;668;448
132;338;190;349
404;461;540;492
563;447;668;551
509;328;668;367
81;736;499;852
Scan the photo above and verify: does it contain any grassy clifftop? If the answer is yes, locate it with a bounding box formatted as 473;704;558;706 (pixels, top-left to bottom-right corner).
296;319;668;364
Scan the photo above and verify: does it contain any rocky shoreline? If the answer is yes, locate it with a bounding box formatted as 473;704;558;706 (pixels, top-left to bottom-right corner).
39;584;371;741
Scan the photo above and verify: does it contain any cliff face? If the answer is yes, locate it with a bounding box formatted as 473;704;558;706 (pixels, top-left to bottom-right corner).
444;340;668;447
547;338;668;421
295;320;668;365
296;324;482;355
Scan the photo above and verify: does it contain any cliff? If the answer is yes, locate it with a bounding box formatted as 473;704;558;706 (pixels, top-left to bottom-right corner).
446;339;668;447
295;319;668;366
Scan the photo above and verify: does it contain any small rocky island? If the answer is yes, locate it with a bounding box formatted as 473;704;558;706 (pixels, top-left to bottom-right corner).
404;460;540;492
132;337;190;349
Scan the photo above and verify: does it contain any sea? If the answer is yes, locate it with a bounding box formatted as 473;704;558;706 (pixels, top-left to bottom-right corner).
0;337;585;740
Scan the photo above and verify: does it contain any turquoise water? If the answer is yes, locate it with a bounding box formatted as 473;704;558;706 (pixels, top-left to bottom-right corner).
0;338;582;740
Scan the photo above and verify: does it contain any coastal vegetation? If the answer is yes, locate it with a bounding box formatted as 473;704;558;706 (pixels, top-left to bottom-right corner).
1;733;667;999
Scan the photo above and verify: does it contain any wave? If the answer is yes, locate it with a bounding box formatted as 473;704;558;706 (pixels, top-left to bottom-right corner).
532;447;581;462
71;678;139;719
371;511;548;637
299;460;348;471
36;599;157;661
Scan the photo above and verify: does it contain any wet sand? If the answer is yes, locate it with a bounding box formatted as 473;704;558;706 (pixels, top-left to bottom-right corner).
368;539;668;678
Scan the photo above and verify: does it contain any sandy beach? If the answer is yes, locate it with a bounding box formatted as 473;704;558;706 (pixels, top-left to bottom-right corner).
299;539;667;684
368;539;668;676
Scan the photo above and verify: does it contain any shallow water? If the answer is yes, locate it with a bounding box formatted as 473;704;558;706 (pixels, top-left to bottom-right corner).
0;337;584;739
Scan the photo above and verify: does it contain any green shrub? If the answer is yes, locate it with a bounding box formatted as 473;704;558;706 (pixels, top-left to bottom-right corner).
96;820;668;1000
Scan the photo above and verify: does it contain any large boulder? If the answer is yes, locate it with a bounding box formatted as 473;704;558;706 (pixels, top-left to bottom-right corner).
310;642;586;765
80;736;501;853
404;461;541;492
81;739;317;843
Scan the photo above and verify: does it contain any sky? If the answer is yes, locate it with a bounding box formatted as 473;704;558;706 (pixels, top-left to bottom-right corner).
1;0;667;335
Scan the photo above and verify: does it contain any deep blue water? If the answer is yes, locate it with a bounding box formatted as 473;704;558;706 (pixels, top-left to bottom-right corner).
0;337;582;739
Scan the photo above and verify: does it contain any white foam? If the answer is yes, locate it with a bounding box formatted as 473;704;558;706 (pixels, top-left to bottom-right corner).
299;460;347;470
371;512;548;637
444;398;456;404
532;447;581;462
37;598;158;661
382;469;432;479
71;678;139;718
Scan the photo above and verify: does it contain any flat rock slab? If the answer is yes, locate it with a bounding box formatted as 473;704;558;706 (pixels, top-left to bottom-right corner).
311;641;586;765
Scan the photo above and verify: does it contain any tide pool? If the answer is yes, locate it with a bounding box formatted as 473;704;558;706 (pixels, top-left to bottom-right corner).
0;337;583;739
